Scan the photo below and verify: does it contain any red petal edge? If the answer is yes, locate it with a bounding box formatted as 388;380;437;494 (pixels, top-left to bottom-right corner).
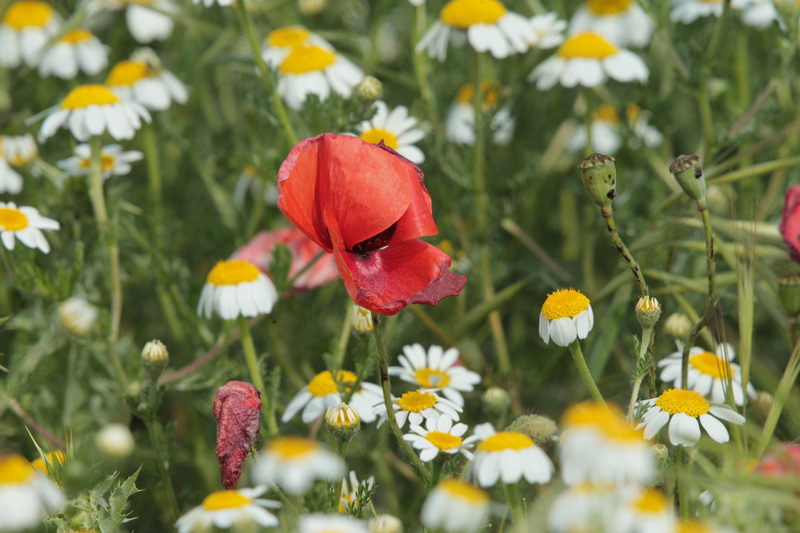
213;381;262;489
780;185;800;264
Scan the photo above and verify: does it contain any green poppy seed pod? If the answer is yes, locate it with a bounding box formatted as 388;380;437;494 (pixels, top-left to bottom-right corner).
578;153;617;211
635;296;661;328
504;414;557;446
670;155;706;204
778;273;800;317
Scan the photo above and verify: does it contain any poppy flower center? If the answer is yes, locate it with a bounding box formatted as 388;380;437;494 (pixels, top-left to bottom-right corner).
201;490;251;510
541;288;591;320
558;32;618;60
106;60;153;86
587;0;633;16
655;389;710;417
593;104;619;124
478;431;533;452
633;488;669;514
61;85;121;109
2;1;53;29
206;260;261;286
31;451;65;474
360;128;399;151
267;436;318;458
267;26;310;47
414;367;450;388
279;44;336;74
60;29;93;44
79;154;117;172
426;431;463;450
0;207;29;231
690;351;731;378
0;455;34;484
439;479;489;503
440;0;507;29
307;370;358;397
397;391;438;412
351;223;397;255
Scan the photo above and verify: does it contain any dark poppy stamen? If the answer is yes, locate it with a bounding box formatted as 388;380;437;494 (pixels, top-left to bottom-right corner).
351;223;398;255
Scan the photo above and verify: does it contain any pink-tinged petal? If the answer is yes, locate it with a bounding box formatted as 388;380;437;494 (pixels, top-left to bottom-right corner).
780;184;800;263
214;381;262;489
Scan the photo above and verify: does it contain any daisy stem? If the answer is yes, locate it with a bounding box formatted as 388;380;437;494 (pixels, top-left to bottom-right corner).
87;136;129;392
503;482;525;526
583;89;593;155
237;315;278;437
412;5;441;133
627;325;654;420
235;0;298;146
568;340;605;406
144;385;180;521
332;440;348;512
372;315;432;486
697;0;731;159
755;336;800;459
677;447;690;519
141;121;164;247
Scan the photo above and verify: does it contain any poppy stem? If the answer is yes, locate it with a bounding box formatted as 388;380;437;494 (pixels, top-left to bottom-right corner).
567;340;605;406
237;315;278;438
371;315;433;485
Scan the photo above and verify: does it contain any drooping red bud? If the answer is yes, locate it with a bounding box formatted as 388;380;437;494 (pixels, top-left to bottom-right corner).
213;381;262;489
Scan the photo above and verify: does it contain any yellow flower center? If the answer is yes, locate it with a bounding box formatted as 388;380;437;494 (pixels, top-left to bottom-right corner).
541;288;591;320
426;430;463;450
339;493;353;513
676;522;712;533
690;351;731;379
267;436;318;458
478;431;533;452
206;259;261;286
455;81;500;109
267;26;311;47
558;32;618;60
440;0;507;29
279;44;336;75
79;154;117;172
2;1;53;30
61;85;120;109
202;490;251;510
633;488;669;514
0;454;34;484
31;451;66;474
655;389;710;417
60;29;92;44
439;479;489;503
593;104;619;124
397;390;438;412
626;103;642;123
0;207;29;231
562;401;622;427
307;370;358;397
360;128;399;150
600;419;646;443
587;0;633;16
414;367;451;388
106;60;153;86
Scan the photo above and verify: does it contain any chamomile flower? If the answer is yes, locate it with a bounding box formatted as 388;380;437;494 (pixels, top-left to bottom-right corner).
421;479;490;533
38;29;108;79
175;487;281;532
539;288;594;347
298;514;369;533
282;370;383;424
566;104;623;155
569;0;654;48
126;0;177;43
637;388;746;446
528;12;567;49
469;422;554;487
670;0;724;24
0;202;59;253
658;342;756;406
275;43;364;111
356;101;426;164
37;85;151;142
1;134;37;167
627;104;663;149
417;0;535;61
351;305;373;334
445;82;514;146
261;26;330;68
731;0;783;29
339;471;374;514
615;488;675;533
529;31;648;90
672;521;737;533
404;414;477;462
106;59;188;111
0;158;22;194
0;0;62;68
197;259;278;320
30;451;65;476
374;389;462;429
549;483;618;533
251;436;345;494
0;454;66;531
56;143;143;181
389;343;481;407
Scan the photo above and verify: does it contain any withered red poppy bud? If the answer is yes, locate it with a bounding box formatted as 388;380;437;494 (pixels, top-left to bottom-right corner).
213;380;262;489
780;185;800;264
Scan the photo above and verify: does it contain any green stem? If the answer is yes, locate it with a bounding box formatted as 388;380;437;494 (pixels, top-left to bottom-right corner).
755;337;800;458
430;460;443;486
601;208;649;297
677;447;689;519
504;482;525;526
627;325;653;420
144;381;179;520
372;316;432;485
568;340;605;405
412;4;441;133
333;440;349;512
237;315;278;437
141;122;163;246
584;89;594;155
697;0;731;159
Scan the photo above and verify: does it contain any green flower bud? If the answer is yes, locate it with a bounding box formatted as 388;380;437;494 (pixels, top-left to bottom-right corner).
325;403;360;443
481;386;511;418
505;414;557;446
297;0;326;16
141;339;169;379
357;76;383;101
665;313;692;338
778;273;800;317
578;153;616;211
635;296;661;328
669;155;706;204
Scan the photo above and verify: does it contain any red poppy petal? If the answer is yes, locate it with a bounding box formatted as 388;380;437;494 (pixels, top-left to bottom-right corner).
781;185;800;264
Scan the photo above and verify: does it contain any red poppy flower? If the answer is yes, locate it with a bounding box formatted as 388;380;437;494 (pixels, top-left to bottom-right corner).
277;133;467;315
780;185;800;263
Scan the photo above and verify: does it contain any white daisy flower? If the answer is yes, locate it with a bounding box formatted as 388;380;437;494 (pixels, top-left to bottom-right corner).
1;133;37;167
731;0;783;29
403;414;477;462
658;342;756;406
548;482;618;533
356;101;426;164
261;26;331;69
421;479;490;533
95;423;135;458
416;0;535;61
529;12;568;49
636;388;746;447
388;343;481;407
670;0;724;24
0;201;58;253
197;259;278;320
275;42;364;111
566;104;623;155
282;369;383;424
56;143;143;181
126;0;177;43
408;0;425;5
374;389;462;429
445;82;514;146
0;159;22;195
529;31;648;90
37;84;151;142
370;514;403;533
670;521;737;533
298;513;369;533
339;470;375;514
627;103;663;149
0;454;65;531
194;0;233;7
175;486;281;532
569;0;654;48
0;0;62;68
469;422;554;487
38;29;108;79
539;288;594;347
106;59;188;111
251;436;345;494
615;487;675;533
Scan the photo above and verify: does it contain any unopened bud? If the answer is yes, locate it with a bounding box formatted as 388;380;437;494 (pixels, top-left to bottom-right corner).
664;313;692;338
578;153;616;211
357;76;383;101
482;387;511;418
778;274;800;317
757;391;773;412
670;155;706;204
96;423;134;458
370;514;403;533
505;414;557;446
326;403;361;442
650;444;669;466
58;297;98;336
351;305;373;334
297;0;326;16
141;339;169;378
635;296;661;328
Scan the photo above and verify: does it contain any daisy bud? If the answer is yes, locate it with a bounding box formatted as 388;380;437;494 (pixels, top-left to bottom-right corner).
635;296;661;328
757;391;773;412
481;386;511;418
58;297;98;336
297;0;326;15
504;414;557;446
325;403;361;443
96;423;134;458
141;339;169;378
351;304;373;334
669;155;706;204
778;273;800;317
664;313;692;338
578;153;616;212
650;444;669;467
357;76;383;101
370;514;403;533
